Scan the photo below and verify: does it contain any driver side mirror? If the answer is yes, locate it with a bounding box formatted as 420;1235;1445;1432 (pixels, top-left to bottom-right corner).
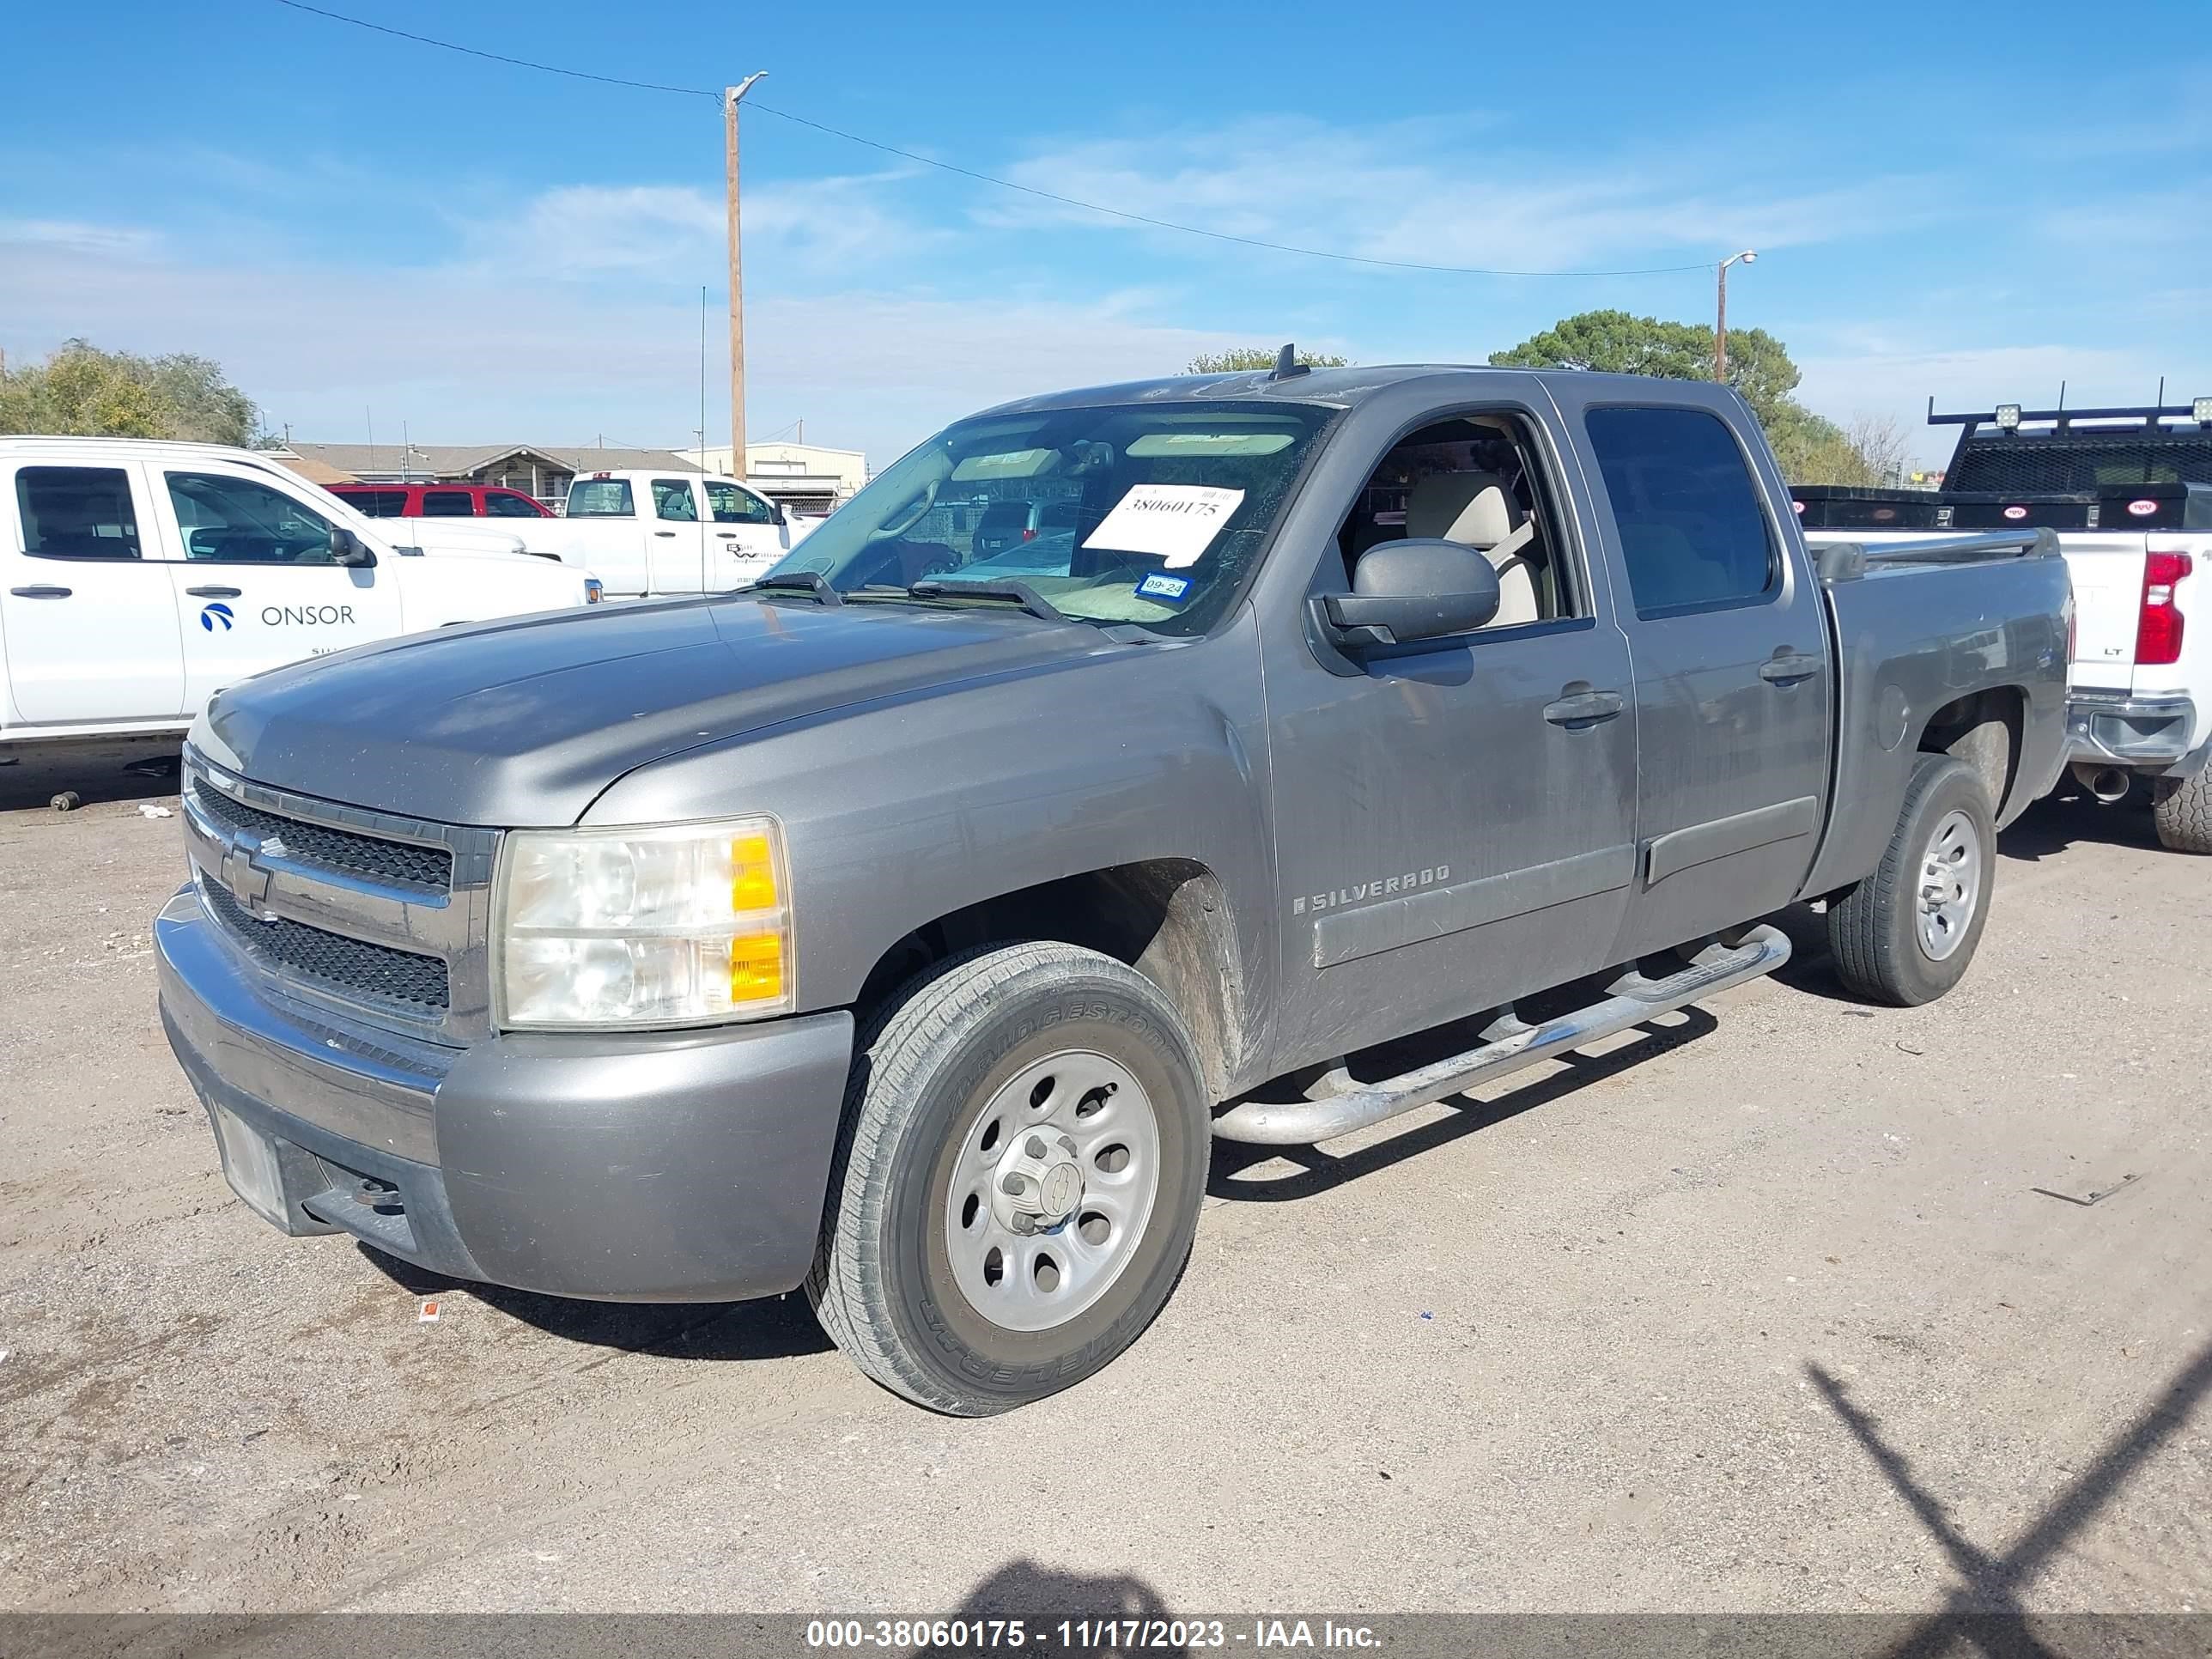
1315;538;1500;650
771;503;788;527
330;526;376;568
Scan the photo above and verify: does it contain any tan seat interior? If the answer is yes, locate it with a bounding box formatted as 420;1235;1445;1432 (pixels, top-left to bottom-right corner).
1404;471;1540;627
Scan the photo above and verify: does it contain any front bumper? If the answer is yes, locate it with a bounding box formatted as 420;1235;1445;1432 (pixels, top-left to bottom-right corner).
2063;692;2199;771
155;885;854;1302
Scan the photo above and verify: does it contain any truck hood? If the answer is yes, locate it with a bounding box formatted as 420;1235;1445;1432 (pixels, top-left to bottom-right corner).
192;595;1123;826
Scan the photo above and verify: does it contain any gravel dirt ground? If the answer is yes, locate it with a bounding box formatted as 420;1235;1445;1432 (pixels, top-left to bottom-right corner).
0;745;2205;1616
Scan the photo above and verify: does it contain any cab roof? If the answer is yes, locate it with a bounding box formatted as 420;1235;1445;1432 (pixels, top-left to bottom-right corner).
969;363;1711;420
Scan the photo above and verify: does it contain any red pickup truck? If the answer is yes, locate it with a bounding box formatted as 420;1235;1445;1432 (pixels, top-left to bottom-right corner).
331;483;552;520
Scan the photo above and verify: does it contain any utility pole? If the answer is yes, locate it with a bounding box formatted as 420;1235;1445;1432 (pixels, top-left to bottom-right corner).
1714;249;1757;382
726;72;767;480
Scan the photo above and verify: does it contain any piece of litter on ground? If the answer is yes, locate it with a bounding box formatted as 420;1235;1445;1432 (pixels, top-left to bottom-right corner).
1419;1311;1433;1321
137;805;173;818
1895;1041;1925;1055
417;1298;442;1322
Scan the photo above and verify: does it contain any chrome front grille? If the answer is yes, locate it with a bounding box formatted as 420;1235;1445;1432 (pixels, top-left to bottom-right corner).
181;750;499;1044
188;781;453;892
200;881;452;1012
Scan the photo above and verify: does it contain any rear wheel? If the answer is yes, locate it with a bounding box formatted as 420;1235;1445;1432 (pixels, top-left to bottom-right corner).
807;942;1210;1415
2153;769;2212;854
1827;754;1995;1006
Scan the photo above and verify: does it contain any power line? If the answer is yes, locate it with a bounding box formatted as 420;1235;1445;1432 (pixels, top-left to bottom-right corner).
269;0;1721;280
270;0;718;96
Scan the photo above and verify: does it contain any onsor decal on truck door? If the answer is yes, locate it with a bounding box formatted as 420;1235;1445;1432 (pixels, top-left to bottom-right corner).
198;600;360;629
262;605;357;624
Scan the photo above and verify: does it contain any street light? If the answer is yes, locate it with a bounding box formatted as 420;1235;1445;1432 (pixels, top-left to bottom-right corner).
1715;250;1757;383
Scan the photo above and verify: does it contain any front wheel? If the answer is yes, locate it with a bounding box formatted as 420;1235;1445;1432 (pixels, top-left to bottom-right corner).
1826;753;1996;1006
807;943;1211;1415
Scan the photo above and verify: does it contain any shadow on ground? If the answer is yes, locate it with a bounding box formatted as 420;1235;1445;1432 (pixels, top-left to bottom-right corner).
915;1560;1186;1654
1998;785;2161;861
355;1243;834;1361
0;738;182;813
1810;1334;2212;1656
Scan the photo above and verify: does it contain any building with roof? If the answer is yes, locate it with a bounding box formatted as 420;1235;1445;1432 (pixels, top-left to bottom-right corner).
679;440;869;516
267;451;358;488
283;443;702;509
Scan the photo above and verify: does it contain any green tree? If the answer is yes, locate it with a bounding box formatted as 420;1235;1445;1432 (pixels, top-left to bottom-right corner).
1487;309;1709;382
1186;345;1349;374
1491;309;1888;484
0;339;260;445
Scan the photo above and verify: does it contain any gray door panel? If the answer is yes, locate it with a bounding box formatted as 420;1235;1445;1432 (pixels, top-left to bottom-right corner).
1266;619;1639;1064
1548;388;1832;958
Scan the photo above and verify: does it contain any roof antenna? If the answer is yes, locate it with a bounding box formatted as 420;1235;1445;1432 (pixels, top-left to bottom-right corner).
1267;343;1310;381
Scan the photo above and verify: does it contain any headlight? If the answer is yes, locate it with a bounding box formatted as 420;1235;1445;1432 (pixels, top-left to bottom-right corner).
493;817;793;1030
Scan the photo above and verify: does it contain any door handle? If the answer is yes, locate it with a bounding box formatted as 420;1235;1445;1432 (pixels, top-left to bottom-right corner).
1759;652;1823;684
185;585;243;599
1542;690;1625;726
715;531;738;538
653;530;678;538
9;584;71;599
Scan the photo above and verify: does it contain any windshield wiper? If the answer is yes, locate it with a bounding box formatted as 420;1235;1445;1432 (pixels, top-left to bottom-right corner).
746;570;843;605
906;579;1066;623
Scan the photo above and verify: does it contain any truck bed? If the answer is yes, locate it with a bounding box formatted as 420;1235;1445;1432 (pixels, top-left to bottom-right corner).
1802;530;2072;896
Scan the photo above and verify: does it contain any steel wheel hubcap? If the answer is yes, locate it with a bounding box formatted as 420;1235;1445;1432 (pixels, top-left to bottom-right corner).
944;1049;1160;1333
1916;807;1982;961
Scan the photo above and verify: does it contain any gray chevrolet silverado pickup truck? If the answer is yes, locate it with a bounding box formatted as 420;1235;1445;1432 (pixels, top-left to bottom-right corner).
158;363;2070;1413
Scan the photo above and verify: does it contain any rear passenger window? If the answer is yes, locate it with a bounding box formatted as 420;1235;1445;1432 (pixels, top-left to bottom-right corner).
1584;407;1778;617
421;490;476;517
568;478;633;518
15;466;143;560
485;491;544;518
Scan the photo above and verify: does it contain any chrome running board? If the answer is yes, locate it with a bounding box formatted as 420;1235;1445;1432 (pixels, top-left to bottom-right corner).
1209;924;1792;1146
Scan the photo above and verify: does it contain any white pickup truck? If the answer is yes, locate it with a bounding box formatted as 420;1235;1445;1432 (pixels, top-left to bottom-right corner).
1794;398;2212;851
1;437;601;756
541;469;814;598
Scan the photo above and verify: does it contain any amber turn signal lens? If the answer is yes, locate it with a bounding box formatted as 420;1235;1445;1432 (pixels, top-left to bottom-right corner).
729;932;784;1002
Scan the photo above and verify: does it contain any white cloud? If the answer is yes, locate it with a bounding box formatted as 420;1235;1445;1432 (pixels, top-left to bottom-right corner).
986;117;1941;272
0;218;161;255
0;227;1237;462
458;172;940;283
495;184;723;276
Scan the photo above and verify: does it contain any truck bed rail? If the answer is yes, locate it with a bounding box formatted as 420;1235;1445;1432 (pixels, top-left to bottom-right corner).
1810;526;2061;583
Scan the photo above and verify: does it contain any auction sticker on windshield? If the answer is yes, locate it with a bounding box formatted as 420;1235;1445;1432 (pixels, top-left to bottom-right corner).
1083;484;1245;568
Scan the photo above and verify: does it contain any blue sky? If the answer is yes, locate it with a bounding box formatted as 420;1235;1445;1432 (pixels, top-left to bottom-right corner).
4;0;2208;468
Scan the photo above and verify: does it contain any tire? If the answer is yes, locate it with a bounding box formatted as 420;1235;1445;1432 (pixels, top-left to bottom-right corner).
806;942;1211;1415
2153;769;2212;854
1827;753;1996;1006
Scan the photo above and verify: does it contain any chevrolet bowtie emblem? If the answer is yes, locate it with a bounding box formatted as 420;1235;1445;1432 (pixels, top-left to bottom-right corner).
224;832;276;915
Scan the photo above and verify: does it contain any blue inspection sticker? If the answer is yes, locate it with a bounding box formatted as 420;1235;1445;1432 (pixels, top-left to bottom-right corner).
1135;572;1194;605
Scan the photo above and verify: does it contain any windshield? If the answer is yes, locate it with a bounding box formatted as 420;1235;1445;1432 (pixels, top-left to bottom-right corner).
759;401;1333;634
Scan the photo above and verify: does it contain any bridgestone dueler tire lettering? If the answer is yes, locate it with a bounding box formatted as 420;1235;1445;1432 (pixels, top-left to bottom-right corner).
805;942;1210;1415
